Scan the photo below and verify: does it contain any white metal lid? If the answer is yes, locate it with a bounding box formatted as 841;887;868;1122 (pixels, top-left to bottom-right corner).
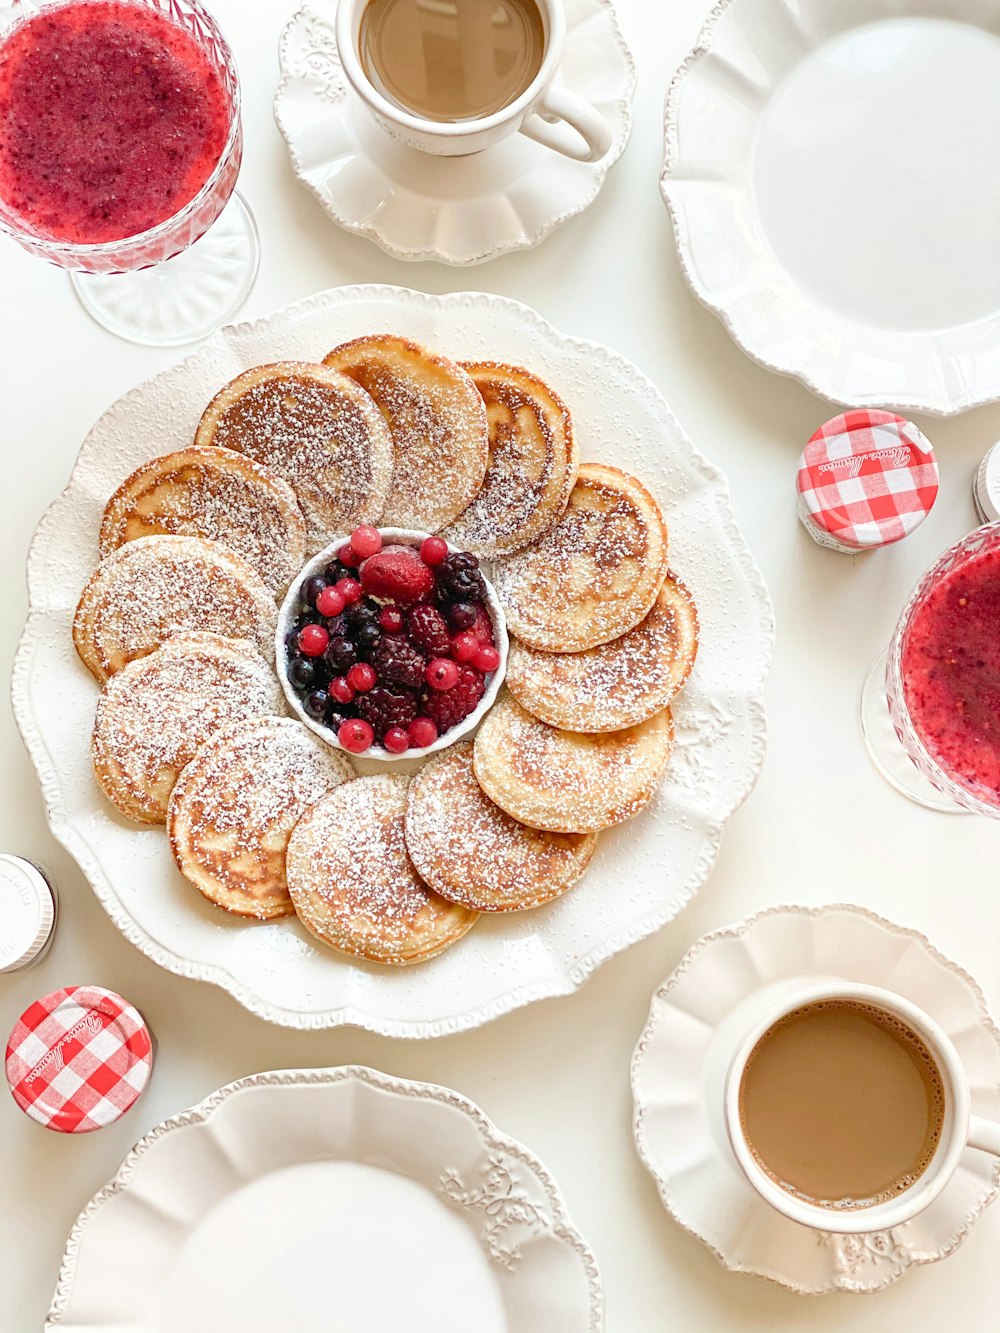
0;856;55;974
974;443;1000;525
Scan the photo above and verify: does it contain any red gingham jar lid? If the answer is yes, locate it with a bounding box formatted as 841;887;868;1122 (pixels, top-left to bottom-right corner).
796;410;939;553
5;986;153;1133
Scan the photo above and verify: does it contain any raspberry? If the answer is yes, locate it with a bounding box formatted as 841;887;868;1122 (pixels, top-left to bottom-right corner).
338;718;373;753
469;604;495;646
436;552;487;603
421;666;485;733
350;524;382;559
357;686;417;740
407;604;451;657
426;657;459;692
361;547;436;604
474;645;500;673
298;624;329;658
316;586;345;617
420;535;449;566
371;633;426;690
408;717;439;749
383;726;410;755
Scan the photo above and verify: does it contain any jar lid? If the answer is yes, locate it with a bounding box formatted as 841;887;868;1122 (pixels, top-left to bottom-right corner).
5;986;153;1133
796;410;939;551
974;443;1000;525
0;855;55;974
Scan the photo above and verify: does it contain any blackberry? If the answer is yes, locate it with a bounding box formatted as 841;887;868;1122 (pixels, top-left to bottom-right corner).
357;686;417;740
420;666;485;733
322;612;348;639
371;633;426;690
408;605;450;657
437;552;487;604
324;636;357;672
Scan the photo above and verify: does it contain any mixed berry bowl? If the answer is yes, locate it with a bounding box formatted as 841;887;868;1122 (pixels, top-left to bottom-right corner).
276;527;508;761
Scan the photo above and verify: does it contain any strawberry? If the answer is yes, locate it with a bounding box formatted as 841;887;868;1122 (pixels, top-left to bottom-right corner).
469;603;495;646
360;546;435;604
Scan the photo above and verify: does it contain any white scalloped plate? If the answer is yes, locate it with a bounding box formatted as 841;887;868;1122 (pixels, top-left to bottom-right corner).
12;284;773;1035
45;1066;602;1331
274;0;635;265
664;0;1000;415
631;904;1000;1293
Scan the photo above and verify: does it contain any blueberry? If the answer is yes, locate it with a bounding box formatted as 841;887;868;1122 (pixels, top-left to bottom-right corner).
448;602;476;631
304;689;329;720
325;636;357;671
354;622;381;652
324;560;347;584
302;575;327;609
288;657;316;690
325;706;348;730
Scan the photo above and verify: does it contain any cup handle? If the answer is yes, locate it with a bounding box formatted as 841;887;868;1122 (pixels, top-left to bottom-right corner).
968;1115;1000;1156
519;85;613;163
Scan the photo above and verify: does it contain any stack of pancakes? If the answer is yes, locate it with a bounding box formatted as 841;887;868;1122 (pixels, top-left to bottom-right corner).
72;336;698;967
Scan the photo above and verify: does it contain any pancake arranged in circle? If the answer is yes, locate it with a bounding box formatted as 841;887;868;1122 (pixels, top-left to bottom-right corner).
92;633;284;825
286;775;477;966
73;534;278;684
473;692;675;833
441;361;578;557
491;463;669;653
168;717;353;921
404;743;597;912
505;574;699;732
194;361;393;545
323;335;488;532
99;445;307;596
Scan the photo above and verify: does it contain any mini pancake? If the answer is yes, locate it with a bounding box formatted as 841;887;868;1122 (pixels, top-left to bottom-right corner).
286;775;478;966
442;361;577;557
404;742;597;912
194;361;393;546
505;574;699;732
490;463;669;653
73;534;277;684
323;335;488;532
168;717;353;920
92;633;284;825
99;445;307;596
473;691;675;833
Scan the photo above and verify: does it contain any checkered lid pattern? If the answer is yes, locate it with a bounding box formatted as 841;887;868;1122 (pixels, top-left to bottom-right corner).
5;986;152;1133
796;410;939;550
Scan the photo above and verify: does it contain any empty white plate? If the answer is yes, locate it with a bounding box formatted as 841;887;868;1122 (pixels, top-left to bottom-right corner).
664;0;1000;414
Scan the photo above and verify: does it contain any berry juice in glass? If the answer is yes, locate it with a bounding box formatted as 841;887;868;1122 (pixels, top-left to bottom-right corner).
0;0;258;344
861;523;1000;815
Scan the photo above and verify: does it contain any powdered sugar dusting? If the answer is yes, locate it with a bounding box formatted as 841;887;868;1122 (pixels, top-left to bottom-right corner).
443;362;577;558
473;692;675;833
99;446;307;595
286;775;476;964
74;535;278;682
405;743;595;912
506;575;699;732
92;634;285;824
325;336;488;532
168;717;352;919
491;464;670;652
196;362;393;546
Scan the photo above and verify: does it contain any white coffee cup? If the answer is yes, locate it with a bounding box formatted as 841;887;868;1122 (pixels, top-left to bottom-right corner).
335;0;614;162
724;982;1000;1234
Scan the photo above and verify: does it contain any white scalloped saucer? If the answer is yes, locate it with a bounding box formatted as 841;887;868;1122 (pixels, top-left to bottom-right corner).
45;1066;601;1331
631;904;1000;1293
274;0;635;265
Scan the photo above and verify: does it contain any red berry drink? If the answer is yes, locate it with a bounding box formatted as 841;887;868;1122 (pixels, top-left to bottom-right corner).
0;1;230;245
896;528;1000;810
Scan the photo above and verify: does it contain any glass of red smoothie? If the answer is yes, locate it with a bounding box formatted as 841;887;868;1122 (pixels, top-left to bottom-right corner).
0;0;258;344
862;523;1000;815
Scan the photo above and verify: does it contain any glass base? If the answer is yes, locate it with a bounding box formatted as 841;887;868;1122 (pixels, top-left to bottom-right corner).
860;649;970;814
69;191;260;347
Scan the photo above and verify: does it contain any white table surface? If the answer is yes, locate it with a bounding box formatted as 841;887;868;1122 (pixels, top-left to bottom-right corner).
3;1;1000;1328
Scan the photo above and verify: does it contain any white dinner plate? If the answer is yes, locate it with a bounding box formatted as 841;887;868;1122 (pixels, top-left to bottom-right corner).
13;284;773;1035
663;0;1000;415
46;1066;601;1332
